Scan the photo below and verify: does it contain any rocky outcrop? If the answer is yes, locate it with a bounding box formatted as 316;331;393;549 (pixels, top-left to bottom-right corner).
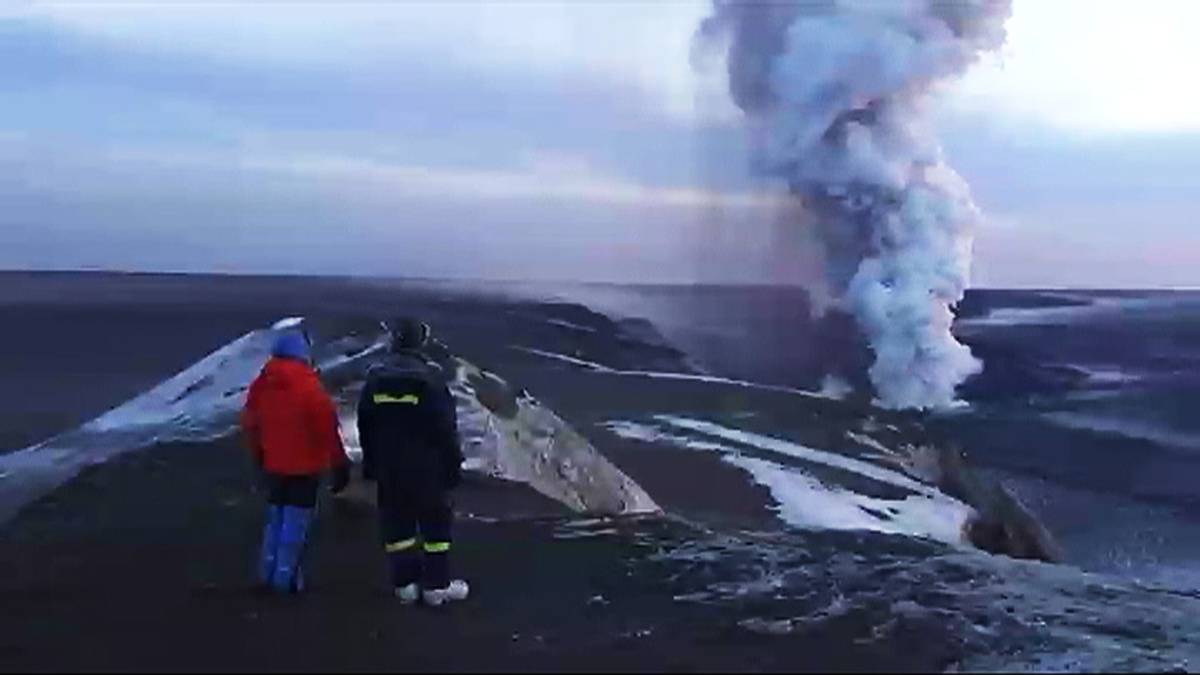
939;447;1064;563
874;441;1064;563
333;337;660;517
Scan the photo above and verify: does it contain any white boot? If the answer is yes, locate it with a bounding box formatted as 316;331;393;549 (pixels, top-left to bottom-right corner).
445;579;470;601
394;583;420;605
423;579;469;607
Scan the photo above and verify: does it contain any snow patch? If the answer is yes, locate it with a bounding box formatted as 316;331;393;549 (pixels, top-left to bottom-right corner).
1071;365;1141;386
510;346;615;372
512;346;833;400
622;372;830;399
0;316;386;525
545;318;597;333
1043;411;1200;451
725;454;969;545
603;416;971;546
602;420;735;453
819;374;853;400
958;295;1152;328
657;416;936;496
272;316;306;330
845;431;897;457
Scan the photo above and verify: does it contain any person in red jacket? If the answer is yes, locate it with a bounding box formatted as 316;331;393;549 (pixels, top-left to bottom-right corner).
241;327;350;594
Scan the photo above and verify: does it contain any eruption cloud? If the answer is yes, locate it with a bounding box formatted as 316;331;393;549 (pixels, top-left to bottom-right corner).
698;0;1012;409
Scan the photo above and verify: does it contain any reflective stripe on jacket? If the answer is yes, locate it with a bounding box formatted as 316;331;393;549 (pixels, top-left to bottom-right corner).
357;350;463;494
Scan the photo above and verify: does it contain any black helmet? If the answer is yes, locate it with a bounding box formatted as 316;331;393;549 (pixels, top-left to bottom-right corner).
387;317;431;352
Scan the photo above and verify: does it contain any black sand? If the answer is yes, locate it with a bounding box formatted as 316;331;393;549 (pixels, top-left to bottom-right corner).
0;273;807;671
0;435;936;673
0;272;1050;671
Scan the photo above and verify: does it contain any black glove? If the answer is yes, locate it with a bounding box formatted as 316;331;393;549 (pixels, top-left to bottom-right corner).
252;454;270;493
444;462;462;491
329;463;351;495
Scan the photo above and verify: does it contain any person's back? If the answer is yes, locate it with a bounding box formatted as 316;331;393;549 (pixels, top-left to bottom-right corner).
247;358;345;476
358;349;459;496
242;328;349;594
357;319;467;606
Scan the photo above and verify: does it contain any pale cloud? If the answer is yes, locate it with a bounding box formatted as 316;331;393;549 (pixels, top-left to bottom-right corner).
33;0;716;122
9;1;1200;286
101;144;783;210
30;0;1200;135
973;205;1200;289
2;136;788;283
1;1;35;18
948;0;1200;134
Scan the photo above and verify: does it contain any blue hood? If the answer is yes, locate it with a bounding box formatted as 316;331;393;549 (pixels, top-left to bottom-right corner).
271;330;311;362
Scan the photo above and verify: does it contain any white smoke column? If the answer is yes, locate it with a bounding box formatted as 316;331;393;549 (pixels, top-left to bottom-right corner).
698;0;1012;409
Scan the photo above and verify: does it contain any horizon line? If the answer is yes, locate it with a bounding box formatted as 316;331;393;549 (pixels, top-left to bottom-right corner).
3;266;1198;293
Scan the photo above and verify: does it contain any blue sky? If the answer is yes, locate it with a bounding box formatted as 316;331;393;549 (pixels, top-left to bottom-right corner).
3;1;1198;287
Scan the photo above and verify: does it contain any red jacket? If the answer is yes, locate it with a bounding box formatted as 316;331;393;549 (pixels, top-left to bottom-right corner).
241;357;348;476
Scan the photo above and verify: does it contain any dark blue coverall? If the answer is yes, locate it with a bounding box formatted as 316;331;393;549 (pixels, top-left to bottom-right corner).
356;349;463;590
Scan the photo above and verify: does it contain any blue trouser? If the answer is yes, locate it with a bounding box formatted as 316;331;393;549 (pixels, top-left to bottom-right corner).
272;505;313;593
259;505;285;585
377;482;453;590
258;473;319;593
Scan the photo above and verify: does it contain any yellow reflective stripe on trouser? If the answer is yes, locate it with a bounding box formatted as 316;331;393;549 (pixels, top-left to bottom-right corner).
385;538;418;553
423;541;451;554
373;393;420;405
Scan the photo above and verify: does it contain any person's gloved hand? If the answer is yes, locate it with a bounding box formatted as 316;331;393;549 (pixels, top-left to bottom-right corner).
251;452;269;493
444;463;462;491
329;463;351;495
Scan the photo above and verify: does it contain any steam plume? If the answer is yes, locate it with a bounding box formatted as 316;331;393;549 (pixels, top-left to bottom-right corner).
698;0;1012;409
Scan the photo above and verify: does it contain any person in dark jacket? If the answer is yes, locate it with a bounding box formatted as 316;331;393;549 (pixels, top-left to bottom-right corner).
242;328;350;594
357;318;468;606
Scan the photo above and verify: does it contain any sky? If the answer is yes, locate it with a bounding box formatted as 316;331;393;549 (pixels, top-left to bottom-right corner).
3;0;1199;287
